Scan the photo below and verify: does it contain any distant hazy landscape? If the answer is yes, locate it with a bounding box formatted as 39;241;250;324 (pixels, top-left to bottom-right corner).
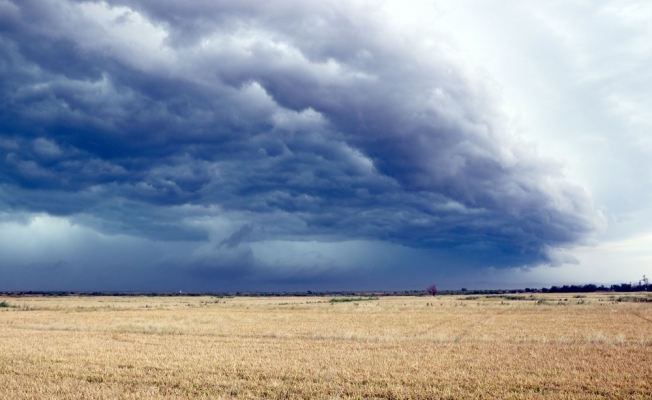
1;293;651;398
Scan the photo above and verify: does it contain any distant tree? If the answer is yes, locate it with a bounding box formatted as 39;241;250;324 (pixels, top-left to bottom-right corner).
426;284;438;296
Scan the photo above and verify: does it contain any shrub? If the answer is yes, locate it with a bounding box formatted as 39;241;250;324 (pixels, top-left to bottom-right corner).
426;284;438;296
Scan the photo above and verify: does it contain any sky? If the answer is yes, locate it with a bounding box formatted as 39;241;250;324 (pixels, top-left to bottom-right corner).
0;0;650;291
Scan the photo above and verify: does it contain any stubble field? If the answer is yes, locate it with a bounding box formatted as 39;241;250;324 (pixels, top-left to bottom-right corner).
0;293;651;399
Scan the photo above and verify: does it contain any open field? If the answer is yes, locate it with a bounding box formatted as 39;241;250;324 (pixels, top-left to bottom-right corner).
1;293;651;399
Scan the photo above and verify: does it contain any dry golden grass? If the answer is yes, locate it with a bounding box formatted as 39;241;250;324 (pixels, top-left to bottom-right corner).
0;293;651;399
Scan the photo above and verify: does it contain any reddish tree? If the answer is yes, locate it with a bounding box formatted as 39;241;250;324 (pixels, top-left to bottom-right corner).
426;284;438;296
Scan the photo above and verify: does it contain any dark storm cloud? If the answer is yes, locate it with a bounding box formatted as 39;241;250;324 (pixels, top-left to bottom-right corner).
0;0;604;276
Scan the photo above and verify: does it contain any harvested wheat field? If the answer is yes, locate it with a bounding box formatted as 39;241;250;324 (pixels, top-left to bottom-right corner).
0;293;651;399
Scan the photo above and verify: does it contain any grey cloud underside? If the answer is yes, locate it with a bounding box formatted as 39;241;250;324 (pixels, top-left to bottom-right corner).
0;0;604;268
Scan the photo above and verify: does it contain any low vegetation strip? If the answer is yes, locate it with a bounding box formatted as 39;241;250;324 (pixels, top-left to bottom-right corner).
617;295;652;303
462;295;529;301
329;297;379;303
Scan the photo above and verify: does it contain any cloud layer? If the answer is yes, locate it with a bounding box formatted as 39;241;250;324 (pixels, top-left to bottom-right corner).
0;0;605;289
